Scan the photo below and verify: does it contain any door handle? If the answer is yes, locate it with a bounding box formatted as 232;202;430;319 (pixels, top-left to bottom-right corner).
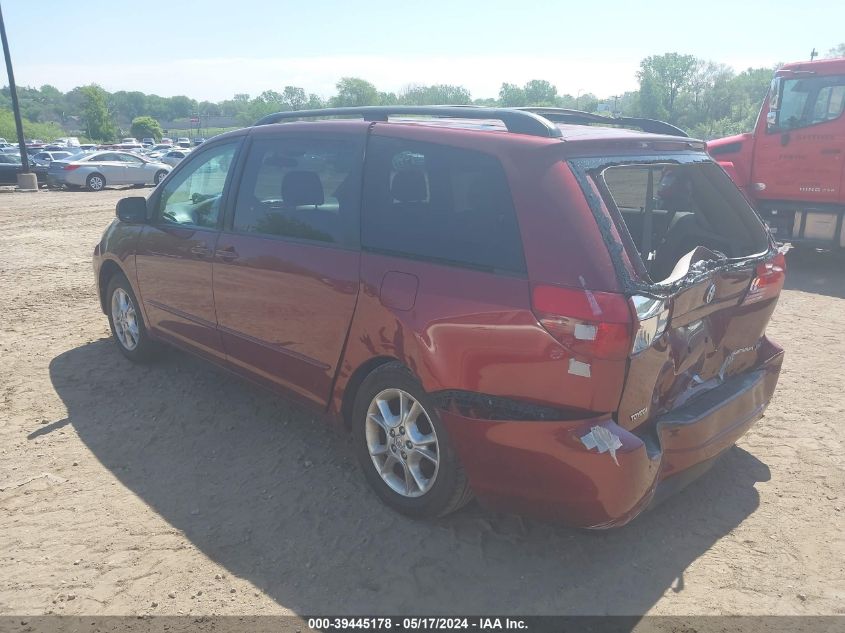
215;246;239;261
190;243;210;257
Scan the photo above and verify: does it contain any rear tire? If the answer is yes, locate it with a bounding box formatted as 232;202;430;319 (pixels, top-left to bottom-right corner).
106;273;160;362
86;173;106;192
154;170;168;185
352;362;472;518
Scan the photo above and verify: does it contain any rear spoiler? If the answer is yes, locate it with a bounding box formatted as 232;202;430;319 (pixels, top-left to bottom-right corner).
516;107;689;137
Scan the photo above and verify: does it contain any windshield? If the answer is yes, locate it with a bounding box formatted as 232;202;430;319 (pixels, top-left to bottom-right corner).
773;74;845;130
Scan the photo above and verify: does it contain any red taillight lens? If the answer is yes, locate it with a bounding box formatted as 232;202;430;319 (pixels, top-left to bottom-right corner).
743;252;786;305
531;285;632;360
63;164;80;171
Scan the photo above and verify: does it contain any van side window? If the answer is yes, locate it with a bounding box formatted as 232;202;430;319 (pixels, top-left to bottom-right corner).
157;142;238;229
361;136;525;273
232;137;362;247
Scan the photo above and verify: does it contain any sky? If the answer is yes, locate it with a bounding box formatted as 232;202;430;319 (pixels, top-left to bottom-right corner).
3;0;844;102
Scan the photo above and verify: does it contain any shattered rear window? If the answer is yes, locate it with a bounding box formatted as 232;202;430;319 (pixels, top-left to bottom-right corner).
596;162;769;282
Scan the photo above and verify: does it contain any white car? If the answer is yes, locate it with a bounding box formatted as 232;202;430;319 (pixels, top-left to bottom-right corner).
31;150;76;166
47;151;171;191
160;149;191;167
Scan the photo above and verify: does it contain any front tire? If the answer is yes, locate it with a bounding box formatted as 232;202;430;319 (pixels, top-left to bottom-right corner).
106;273;160;362
352;363;472;518
86;173;106;192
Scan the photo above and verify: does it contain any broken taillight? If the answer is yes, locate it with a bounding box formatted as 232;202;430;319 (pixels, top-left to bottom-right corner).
531;285;632;360
629;295;670;355
743;252;786;305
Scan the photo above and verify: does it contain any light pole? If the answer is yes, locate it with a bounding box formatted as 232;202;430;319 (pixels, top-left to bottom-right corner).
0;1;36;190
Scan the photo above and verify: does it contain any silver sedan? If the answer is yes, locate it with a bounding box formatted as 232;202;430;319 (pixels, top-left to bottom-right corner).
159;149;191;167
47;151;171;191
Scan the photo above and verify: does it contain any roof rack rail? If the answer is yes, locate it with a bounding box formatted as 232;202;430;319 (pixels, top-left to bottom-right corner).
253;106;563;138
515;107;689;137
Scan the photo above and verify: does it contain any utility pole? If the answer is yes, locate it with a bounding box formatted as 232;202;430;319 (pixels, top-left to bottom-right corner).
0;1;35;189
810;48;818;61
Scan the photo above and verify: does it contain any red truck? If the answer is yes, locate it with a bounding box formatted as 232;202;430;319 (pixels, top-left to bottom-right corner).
707;57;845;249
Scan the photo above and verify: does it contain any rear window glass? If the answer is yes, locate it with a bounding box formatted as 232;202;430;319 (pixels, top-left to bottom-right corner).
362;137;525;273
597;162;768;282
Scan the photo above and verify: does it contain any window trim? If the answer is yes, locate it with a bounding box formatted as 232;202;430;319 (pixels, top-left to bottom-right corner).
149;137;245;231
222;130;366;250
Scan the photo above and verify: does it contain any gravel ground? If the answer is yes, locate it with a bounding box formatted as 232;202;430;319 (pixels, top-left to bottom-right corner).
0;187;843;616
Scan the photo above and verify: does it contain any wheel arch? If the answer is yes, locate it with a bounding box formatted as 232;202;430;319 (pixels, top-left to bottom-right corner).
339;355;405;429
98;258;127;314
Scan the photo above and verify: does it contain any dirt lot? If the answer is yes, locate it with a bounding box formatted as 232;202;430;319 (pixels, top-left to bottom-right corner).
0;188;843;617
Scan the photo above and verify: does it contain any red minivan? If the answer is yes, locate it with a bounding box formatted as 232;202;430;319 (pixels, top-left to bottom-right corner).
93;106;785;528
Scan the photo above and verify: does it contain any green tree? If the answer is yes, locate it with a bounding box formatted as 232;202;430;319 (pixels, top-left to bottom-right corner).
826;43;845;58
80;84;115;142
305;93;324;109
167;95;196;119
282;86;308;110
498;82;525;106
111;90;147;122
130;116;163;141
523;79;558;105
198;100;221;116
332;77;380;106
0;109;65;142
401;84;471;105
637;53;698;122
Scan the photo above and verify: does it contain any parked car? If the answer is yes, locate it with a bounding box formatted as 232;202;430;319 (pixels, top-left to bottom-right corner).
31;150;76;166
160;137;173;145
93;106;785;527
159;148;190;167
144;144;173;155
49;151;170;191
0;152;47;185
193;137;206;146
78;144;99;151
176;137;192;148
141;137;156;147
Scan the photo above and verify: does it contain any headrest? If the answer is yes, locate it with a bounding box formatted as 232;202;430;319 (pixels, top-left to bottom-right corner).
391;170;427;203
282;170;324;206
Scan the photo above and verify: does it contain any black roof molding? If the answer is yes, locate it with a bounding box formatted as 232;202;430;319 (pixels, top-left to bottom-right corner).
254;105;689;138
254;106;564;138
515;107;689;137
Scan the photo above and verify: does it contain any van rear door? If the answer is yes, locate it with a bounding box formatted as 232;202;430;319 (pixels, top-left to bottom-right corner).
577;158;783;431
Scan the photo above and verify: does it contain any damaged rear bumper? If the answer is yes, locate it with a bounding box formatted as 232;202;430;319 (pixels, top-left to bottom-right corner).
438;337;784;528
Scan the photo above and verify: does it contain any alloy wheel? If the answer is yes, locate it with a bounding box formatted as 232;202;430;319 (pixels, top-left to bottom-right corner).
365;388;440;497
111;288;139;351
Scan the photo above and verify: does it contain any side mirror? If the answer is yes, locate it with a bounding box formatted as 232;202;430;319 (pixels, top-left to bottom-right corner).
116;196;148;223
766;110;778;129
